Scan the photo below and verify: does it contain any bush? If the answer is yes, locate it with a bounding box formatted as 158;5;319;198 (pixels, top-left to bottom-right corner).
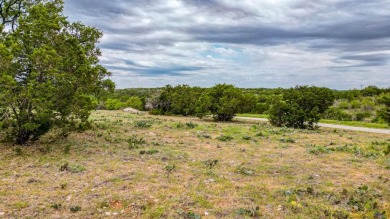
377;93;390;125
269;86;334;129
124;96;144;110
208;84;246;121
323;107;352;121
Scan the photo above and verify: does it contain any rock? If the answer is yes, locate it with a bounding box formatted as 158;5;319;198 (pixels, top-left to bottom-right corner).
123;108;142;114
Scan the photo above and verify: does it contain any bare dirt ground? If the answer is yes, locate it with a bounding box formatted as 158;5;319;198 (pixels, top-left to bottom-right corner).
235;117;390;134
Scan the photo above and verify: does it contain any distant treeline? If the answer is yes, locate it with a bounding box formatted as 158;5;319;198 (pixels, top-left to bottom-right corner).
101;85;390;126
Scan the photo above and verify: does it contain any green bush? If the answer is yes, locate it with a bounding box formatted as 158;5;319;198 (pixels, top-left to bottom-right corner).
323;107;352;121
269;86;334;129
208;84;246;121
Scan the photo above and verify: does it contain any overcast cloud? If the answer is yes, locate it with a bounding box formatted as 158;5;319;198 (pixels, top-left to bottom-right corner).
64;0;390;89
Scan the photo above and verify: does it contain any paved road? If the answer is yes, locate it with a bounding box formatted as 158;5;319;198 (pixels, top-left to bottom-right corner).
235;117;390;135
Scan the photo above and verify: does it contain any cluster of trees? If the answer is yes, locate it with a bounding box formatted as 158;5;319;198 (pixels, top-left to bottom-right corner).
106;85;390;127
0;0;112;145
150;84;252;121
147;84;335;127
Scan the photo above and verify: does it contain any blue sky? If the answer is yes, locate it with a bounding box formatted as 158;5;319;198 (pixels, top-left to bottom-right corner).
64;0;390;89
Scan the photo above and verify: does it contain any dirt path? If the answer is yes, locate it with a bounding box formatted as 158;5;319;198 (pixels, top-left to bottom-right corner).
235;117;390;134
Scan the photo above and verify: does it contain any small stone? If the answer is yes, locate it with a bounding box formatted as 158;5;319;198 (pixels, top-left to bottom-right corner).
113;212;118;216
105;212;112;216
0;212;5;216
204;211;209;216
66;195;72;201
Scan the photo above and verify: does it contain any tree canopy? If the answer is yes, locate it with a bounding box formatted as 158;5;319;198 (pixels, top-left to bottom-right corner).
0;0;113;144
269;86;335;129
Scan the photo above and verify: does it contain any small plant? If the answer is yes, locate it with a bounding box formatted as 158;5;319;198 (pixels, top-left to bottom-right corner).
236;166;255;176
279;138;296;143
236;206;260;217
60;183;67;189
140;149;159;155
185;122;197;129
13;201;29;209
70;206;81;213
164;164;176;178
216;135;233;142
134;120;152;128
197;132;211;139
69;164;86;173
14;147;23;156
63;144;71;154
307;145;331;155
127;135;146;149
242;136;252;140
203;159;218;169
174;122;184;128
59;163;86;173
51;203;62;209
187;211;201;219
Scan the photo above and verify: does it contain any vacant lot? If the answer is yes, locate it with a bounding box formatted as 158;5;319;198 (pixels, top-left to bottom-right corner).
0;111;389;218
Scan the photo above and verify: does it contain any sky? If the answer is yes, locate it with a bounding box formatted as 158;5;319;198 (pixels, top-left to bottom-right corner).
63;0;390;89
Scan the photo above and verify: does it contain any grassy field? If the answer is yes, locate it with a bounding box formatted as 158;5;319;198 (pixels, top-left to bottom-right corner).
0;110;389;218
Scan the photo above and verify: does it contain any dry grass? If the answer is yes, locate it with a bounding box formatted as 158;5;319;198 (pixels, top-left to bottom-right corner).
0;110;389;218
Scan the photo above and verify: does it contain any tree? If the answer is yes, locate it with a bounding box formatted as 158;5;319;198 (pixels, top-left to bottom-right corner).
377;93;390;125
0;0;112;144
207;84;246;121
269;86;334;129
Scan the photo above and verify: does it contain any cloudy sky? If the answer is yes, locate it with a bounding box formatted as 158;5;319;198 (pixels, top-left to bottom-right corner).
64;0;390;89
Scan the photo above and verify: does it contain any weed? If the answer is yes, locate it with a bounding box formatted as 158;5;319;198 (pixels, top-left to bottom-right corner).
70;206;81;213
236;165;255;176
134;120;152;128
197;132;211;139
203;159;218;169
140;149;159;155
40;145;52;153
127;135;146;149
63;144;71;154
14;147;23;156
60;183;67;189
174;122;184;128
164;164;176;178
13;202;29;209
59;163;86;173
279;138;296;143
51;203;62;209
242;136;252;140
236;206;260;217
307;145;331;155
216;135;233;142
185;122;197;129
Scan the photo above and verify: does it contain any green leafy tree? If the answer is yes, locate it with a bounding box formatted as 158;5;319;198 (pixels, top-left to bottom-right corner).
208;84;246;121
269;86;334;129
377;93;390;125
124;96;143;110
0;0;112;144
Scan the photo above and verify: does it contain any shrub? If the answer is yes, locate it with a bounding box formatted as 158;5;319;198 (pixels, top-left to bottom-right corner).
216;135;233;141
269;86;335;129
208;84;246;121
323;107;352;121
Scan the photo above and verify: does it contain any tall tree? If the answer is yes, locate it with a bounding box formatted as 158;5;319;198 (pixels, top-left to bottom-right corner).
0;0;112;144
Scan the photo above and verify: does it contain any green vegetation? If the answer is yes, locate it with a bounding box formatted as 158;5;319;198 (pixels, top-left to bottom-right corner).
0;0;113;145
0;110;389;218
269;86;335;129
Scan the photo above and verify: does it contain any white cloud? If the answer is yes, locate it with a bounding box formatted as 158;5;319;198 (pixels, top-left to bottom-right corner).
64;0;390;89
